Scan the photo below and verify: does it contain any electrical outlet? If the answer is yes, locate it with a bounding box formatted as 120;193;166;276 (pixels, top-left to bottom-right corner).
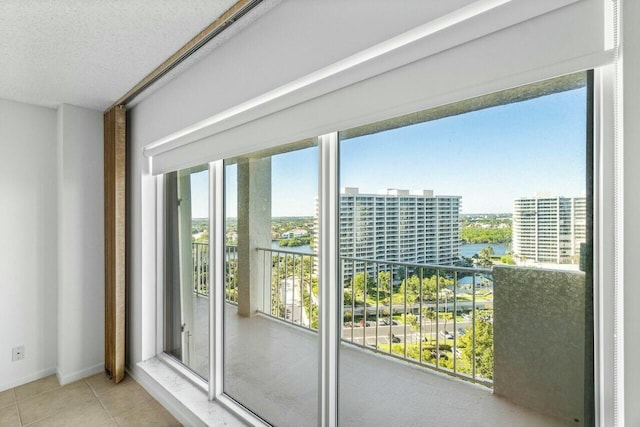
12;346;24;361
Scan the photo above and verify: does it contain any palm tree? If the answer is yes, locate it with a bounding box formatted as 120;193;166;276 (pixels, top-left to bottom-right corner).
422;308;436;342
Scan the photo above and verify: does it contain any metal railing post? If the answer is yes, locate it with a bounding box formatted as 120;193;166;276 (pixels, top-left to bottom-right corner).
389;264;393;355
472;273;477;380
436;269;440;370
403;267;408;359
375;264;379;350
351;259;355;343
453;271;458;374
419;268;423;364
300;255;304;326
284;253;289;321
363;262;367;347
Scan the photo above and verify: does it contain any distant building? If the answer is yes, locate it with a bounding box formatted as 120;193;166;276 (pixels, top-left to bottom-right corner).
512;195;586;266
338;187;461;279
281;229;308;239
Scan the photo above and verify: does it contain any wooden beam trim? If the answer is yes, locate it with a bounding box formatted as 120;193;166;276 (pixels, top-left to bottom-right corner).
104;105;127;384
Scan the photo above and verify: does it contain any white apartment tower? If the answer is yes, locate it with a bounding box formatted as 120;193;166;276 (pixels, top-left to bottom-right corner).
339;188;461;279
512;195;586;265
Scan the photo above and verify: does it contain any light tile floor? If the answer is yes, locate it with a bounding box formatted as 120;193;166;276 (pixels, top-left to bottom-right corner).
0;374;181;427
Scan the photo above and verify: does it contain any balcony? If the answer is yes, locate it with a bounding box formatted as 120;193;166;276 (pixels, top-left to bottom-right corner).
214;302;575;427
192;243;587;426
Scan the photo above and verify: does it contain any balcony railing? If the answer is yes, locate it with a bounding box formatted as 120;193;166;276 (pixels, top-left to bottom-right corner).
257;247;318;330
225;245;238;304
192;242;209;296
194;243;493;386
255;247;493;387
193;242;586;421
191;242;238;303
340;256;493;387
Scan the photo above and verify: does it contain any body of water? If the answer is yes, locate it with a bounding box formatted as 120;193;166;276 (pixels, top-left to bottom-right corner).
271;241;313;254
268;241;508;258
459;243;509;258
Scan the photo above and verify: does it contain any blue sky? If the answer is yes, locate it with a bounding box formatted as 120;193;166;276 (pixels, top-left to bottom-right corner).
191;86;587;218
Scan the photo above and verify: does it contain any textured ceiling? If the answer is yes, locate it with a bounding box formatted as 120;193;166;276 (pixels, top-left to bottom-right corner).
0;0;239;110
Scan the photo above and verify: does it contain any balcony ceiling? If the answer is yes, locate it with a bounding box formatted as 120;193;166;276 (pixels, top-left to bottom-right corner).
0;0;242;110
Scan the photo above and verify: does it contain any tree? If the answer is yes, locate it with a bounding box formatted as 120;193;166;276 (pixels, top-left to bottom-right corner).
441;293;450;332
352;272;373;297
398;275;421;306
478;246;495;267
406;313;419;335
400;275;421;294
461;226;512;244
343;288;353;305
377;271;391;294
458;312;494;379
422;308;436;342
500;255;515;265
421;276;438;301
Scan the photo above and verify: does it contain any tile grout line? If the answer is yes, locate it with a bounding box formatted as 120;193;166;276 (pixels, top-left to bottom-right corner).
16;378;99;427
12;387;24;427
84;378;119;426
112;397;178;427
13;378;62;404
104;383;156;423
96;377;166;426
19;379;92;427
17;382;68;427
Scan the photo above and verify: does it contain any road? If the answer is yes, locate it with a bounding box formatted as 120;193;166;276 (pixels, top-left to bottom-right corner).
342;318;477;346
343;299;492;317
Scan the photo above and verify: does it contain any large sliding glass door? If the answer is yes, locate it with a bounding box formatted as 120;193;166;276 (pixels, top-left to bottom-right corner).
160;72;595;426
164;165;210;379
337;72;593;426
223;141;320;426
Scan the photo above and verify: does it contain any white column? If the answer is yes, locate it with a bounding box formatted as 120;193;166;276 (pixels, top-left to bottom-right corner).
237;157;272;317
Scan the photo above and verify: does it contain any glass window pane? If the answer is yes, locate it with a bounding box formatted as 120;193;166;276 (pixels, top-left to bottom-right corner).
164;165;209;379
338;72;593;426
224;141;319;426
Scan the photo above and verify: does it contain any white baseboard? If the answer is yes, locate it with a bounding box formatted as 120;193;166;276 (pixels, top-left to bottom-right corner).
56;363;105;386
0;367;57;392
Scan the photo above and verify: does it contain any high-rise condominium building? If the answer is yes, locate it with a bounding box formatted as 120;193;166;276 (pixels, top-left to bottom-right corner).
339;187;461;279
512;195;586;265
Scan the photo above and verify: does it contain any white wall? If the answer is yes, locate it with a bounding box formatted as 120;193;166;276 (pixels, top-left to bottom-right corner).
0;99;104;391
0;98;58;390
56;104;104;384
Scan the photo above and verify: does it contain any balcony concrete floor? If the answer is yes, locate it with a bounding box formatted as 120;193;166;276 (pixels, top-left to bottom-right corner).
193;298;573;427
227;305;576;427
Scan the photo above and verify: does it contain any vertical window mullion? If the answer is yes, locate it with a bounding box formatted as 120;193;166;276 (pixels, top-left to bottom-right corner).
156;174;165;356
210;160;225;400
318;132;339;427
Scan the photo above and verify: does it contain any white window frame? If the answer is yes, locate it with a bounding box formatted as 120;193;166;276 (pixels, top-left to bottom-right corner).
151;67;618;427
593;64;618;427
